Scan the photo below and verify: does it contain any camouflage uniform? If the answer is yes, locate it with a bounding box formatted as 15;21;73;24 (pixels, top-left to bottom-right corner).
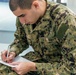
0;1;76;75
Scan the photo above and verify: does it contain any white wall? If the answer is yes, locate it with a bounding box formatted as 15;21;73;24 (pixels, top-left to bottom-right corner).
0;2;16;31
0;31;15;44
0;2;16;44
67;0;76;13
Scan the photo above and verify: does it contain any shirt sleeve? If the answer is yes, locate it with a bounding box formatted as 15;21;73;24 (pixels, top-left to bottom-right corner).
10;18;29;56
25;5;76;75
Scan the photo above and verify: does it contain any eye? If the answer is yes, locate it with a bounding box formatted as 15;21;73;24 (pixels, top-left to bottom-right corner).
18;14;26;17
21;14;25;17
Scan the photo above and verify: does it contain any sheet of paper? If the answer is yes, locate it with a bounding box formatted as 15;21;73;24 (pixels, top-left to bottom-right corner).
0;56;30;67
0;43;31;67
0;60;16;67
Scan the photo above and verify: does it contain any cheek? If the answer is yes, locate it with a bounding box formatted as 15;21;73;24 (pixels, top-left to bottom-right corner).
33;15;39;22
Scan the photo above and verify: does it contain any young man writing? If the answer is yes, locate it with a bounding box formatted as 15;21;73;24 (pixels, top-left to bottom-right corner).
1;0;76;75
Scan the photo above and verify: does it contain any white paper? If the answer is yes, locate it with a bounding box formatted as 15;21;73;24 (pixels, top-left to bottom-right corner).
0;56;30;67
0;60;16;67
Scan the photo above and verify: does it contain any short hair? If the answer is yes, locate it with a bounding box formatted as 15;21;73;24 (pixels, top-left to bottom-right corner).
9;0;34;11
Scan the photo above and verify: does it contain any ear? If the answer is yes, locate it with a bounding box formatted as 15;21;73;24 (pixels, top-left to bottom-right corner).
32;1;39;9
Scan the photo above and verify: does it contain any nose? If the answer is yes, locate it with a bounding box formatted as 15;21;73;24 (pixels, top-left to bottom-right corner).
19;17;26;24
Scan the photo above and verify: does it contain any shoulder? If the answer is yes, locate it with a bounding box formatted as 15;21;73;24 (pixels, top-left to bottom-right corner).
47;1;75;16
47;1;76;24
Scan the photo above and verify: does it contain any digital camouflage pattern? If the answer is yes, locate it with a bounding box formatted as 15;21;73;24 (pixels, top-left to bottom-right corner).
0;1;76;75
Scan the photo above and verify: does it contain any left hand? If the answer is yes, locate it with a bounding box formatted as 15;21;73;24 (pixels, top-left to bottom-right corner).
10;61;36;75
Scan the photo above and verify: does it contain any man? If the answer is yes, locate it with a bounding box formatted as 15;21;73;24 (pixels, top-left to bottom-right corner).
1;0;76;75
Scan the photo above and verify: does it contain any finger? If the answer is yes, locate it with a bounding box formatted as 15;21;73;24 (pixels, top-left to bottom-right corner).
6;58;13;63
10;52;16;57
6;52;15;63
12;67;19;74
6;55;14;62
12;66;20;74
1;50;7;61
10;62;20;65
12;67;17;71
1;50;7;58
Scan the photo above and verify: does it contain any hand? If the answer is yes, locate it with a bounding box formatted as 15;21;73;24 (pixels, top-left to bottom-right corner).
1;50;16;63
11;62;36;75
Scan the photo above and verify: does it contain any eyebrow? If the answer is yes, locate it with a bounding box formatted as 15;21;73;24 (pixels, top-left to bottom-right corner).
18;14;25;17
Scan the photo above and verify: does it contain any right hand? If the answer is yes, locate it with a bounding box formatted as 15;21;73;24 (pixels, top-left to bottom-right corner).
1;50;16;63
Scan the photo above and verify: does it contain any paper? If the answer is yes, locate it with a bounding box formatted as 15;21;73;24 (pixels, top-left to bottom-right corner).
0;56;30;67
0;60;16;67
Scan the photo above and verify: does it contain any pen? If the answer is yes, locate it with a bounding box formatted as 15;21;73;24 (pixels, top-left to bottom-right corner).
7;45;10;58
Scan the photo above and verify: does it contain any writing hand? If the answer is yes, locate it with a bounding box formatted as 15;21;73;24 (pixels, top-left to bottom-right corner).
1;50;16;63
